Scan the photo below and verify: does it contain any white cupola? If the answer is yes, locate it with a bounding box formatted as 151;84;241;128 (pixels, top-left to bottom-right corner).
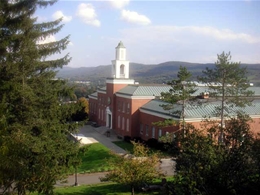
111;41;130;79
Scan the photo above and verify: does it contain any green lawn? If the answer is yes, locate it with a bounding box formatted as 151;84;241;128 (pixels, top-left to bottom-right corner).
113;141;170;158
54;182;161;195
77;143;118;173
113;141;134;153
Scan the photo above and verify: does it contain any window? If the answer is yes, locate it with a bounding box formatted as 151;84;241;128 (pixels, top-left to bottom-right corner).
119;101;121;111
101;109;103;120
146;125;149;136
158;129;162;137
152;127;155;138
127;103;130;113
122;102;125;112
120;64;125;74
122;117;125;130
126;119;129;131
98;109;100;119
140;123;143;134
118;116;120;128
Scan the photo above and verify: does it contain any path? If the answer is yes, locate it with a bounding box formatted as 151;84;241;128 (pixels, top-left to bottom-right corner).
56;125;175;187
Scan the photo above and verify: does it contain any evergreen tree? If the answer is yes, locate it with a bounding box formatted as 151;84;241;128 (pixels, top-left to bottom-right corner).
160;66;197;134
198;52;254;143
0;1;80;194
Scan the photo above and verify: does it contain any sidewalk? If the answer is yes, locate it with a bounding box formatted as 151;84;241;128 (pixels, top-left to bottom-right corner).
57;125;175;187
78;125;127;154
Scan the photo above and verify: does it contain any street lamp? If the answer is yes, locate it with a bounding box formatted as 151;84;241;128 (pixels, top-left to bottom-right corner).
74;166;78;186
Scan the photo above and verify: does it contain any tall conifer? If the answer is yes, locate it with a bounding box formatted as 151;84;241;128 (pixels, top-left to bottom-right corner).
0;1;80;194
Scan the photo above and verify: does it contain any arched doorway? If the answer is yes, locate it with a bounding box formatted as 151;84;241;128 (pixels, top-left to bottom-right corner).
106;107;112;129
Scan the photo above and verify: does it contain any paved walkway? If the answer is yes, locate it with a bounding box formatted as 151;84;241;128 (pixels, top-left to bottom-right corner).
78;124;127;154
56;125;175;187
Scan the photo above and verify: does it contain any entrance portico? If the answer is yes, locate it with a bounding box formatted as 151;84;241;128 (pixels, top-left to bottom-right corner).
106;107;112;129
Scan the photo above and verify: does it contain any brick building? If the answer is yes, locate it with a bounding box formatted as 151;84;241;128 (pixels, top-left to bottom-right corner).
89;42;260;141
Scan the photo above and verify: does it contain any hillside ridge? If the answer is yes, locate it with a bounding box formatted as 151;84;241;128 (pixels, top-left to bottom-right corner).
56;61;260;86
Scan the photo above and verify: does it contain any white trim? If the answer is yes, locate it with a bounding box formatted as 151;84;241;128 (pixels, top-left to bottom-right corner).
106;78;135;84
89;96;98;100
97;90;106;94
251;115;260;119
140;108;178;120
116;93;155;100
140;108;260;123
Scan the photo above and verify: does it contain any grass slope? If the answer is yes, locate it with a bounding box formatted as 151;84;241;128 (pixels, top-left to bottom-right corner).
54;183;161;195
78;143;118;173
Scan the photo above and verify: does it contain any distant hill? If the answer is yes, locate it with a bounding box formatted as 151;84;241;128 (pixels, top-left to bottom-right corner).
56;61;260;86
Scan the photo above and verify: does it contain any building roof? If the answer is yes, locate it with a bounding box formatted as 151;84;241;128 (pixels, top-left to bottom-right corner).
116;41;125;48
140;99;260;120
200;86;260;96
116;85;260;97
117;84;172;96
89;92;98;98
98;86;107;92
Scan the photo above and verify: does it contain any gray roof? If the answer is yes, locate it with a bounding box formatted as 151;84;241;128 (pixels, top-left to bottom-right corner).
117;85;172;96
89;92;98;98
141;99;260;119
192;86;260;97
117;85;260;97
116;41;125;48
98;86;107;92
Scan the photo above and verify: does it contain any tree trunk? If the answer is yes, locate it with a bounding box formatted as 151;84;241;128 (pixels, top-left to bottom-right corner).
220;77;225;144
131;185;135;195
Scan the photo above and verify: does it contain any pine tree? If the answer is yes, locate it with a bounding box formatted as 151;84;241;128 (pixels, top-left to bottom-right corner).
160;66;197;134
198;52;254;143
0;1;80;194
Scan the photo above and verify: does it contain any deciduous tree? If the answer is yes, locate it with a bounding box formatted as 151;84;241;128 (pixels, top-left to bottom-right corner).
165;115;260;195
101;142;163;195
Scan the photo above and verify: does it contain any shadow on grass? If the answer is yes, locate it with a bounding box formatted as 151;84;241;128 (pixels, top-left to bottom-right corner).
55;183;159;195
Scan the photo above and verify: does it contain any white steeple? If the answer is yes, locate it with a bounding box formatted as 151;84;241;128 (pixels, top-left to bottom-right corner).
111;41;130;79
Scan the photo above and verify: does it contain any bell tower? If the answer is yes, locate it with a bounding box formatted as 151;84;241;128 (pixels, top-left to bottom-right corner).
111;41;130;79
105;41;135;130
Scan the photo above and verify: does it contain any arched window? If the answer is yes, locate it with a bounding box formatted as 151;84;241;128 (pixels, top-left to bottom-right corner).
120;64;125;77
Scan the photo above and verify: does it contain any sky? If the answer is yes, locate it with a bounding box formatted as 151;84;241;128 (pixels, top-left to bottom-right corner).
35;0;260;68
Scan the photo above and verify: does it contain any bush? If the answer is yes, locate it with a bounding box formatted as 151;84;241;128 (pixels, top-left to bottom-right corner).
132;137;143;143
123;136;131;143
146;138;158;148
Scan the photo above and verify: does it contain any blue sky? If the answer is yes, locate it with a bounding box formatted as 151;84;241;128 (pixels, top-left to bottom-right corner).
36;0;260;68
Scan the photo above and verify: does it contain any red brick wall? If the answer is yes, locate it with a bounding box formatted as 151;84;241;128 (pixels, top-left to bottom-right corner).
89;98;98;122
139;112;179;141
249;118;260;136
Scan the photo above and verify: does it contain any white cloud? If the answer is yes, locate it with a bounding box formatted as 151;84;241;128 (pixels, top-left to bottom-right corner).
76;3;101;27
118;25;260;64
121;9;151;25
187;26;260;44
109;0;130;9
52;11;72;23
120;25;260;44
37;35;56;45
